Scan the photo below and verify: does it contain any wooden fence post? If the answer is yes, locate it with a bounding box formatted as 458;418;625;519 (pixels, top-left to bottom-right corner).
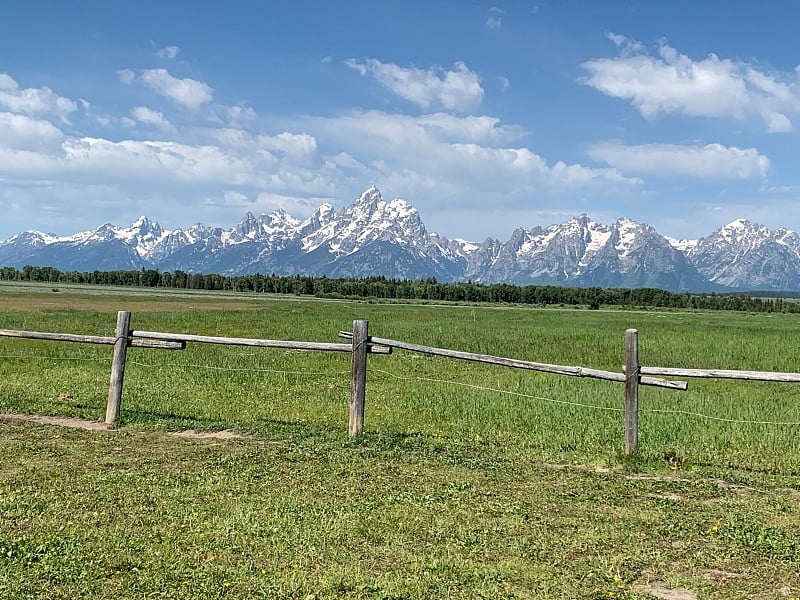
349;320;368;437
624;328;639;455
105;311;131;425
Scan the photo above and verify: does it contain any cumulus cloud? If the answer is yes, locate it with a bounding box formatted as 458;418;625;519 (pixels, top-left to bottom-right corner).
157;45;180;59
0;112;64;153
345;59;484;112
131;106;172;129
587;141;770;180
216;104;257;124
208;128;321;168
309;109;637;202
0;73;77;123
582;35;800;132
414;113;524;144
139;68;214;109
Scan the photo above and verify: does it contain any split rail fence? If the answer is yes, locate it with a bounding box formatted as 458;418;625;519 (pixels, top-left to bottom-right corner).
3;311;800;454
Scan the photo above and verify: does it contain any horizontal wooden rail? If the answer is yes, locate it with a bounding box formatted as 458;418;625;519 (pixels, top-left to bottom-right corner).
0;328;184;350
339;331;687;391
639;365;800;383
132;330;391;354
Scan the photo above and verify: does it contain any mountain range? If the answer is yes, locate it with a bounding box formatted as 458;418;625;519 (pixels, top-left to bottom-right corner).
2;186;798;292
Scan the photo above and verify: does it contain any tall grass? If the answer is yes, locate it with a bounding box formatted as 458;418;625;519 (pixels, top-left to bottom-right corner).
2;290;799;474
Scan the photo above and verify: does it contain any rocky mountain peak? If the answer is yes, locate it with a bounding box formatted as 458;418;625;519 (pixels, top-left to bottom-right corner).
3;186;800;291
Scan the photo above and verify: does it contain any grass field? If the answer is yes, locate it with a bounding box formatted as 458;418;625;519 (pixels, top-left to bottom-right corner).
1;283;799;598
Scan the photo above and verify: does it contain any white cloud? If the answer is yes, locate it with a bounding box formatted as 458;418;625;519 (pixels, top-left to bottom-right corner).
763;110;793;133
157;45;180;59
0;73;77;123
607;32;626;46
605;32;644;54
320;55;332;64
253;191;328;214
117;69;135;85
131;106;172;129
486;7;504;29
0;112;64;153
587;141;770;180
217;104;257;124
414;113;524;144
326;152;364;170
222;190;249;206
208;128;321;168
309;110;637;204
139;68;213;109
499;76;511;92
582;37;800;132
345;59;484;112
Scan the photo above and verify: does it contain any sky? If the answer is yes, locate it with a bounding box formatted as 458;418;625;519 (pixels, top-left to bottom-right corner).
1;1;799;243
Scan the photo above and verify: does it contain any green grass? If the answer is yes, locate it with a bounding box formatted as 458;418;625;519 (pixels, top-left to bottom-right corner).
1;286;799;597
3;288;798;472
1;422;799;599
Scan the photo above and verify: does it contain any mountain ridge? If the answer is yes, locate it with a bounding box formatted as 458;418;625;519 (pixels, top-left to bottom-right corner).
1;186;796;292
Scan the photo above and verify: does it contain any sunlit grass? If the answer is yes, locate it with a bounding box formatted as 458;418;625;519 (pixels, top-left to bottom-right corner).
1;287;799;597
1;289;800;474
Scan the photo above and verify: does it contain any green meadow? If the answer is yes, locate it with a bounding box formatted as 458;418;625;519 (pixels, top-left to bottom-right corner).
1;283;798;598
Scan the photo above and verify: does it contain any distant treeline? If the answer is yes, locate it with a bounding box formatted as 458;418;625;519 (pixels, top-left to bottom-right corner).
2;264;797;313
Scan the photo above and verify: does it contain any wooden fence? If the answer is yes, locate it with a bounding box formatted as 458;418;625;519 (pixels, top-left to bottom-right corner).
3;311;800;454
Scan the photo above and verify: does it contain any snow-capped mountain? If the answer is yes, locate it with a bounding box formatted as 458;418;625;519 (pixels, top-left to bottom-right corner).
463;215;708;290
1;187;799;291
686;219;800;290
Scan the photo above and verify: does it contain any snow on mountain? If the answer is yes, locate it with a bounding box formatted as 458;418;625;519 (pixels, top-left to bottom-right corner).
665;237;699;252
301;186;426;255
463;214;708;291
0;230;62;248
2;187;800;291
687;219;800;290
222;210;302;247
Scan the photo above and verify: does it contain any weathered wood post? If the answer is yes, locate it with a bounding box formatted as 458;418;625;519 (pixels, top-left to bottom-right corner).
349;320;368;437
624;328;639;455
105;311;131;425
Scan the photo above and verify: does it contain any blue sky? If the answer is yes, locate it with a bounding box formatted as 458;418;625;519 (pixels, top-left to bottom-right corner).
1;0;799;242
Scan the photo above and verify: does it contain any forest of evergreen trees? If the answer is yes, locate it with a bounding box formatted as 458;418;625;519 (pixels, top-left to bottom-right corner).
1;264;798;313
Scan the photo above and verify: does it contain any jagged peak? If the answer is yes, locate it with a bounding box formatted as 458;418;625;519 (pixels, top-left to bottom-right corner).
352;186;384;209
711;218;771;242
723;218;754;229
615;216;642;227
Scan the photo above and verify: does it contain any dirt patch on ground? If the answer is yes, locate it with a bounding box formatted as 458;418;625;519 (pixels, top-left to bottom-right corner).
167;429;246;440
646;492;685;502
704;568;742;582
0;412;114;431
1;412;246;440
0;295;258;313
633;582;698;600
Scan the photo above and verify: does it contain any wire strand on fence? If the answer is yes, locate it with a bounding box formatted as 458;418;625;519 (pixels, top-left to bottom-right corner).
641;407;800;426
370;367;625;413
3;353;799;427
127;359;350;378
369;368;800;426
